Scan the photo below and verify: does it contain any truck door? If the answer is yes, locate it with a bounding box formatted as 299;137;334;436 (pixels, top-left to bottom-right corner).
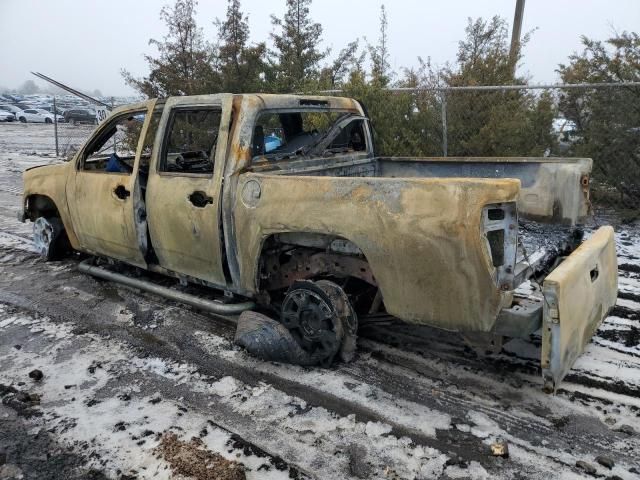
145;95;233;287
67;101;156;268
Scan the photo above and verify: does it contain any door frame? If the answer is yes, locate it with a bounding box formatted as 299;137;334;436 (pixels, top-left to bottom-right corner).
144;94;233;287
65;100;157;268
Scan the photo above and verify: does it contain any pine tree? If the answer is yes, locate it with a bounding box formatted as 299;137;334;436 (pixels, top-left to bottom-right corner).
368;5;390;86
270;0;328;92
216;0;266;92
122;0;219;97
558;32;640;205
442;17;555;157
318;40;362;90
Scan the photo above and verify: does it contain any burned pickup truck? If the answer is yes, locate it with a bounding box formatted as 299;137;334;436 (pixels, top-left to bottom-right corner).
21;94;617;390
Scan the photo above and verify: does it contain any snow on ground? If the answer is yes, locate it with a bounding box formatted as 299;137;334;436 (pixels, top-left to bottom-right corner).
0;308;455;479
194;329;452;437
0;309;295;480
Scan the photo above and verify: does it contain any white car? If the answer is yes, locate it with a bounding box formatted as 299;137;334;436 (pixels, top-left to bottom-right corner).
0;110;15;122
17;108;64;124
0;104;23;117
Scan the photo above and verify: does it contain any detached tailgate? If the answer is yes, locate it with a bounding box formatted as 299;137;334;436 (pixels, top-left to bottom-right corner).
541;226;618;391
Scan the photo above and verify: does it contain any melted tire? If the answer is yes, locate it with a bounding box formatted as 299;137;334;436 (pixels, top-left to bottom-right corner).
235;310;313;365
33;217;69;261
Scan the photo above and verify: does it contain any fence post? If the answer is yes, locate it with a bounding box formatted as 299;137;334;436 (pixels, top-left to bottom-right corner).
111;97;116;152
441;90;448;157
53;95;59;157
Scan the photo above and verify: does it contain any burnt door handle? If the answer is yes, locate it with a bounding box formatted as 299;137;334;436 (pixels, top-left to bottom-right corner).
114;185;130;200
188;190;213;208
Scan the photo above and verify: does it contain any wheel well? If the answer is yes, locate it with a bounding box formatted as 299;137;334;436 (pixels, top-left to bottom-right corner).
257;232;380;315
25;194;60;222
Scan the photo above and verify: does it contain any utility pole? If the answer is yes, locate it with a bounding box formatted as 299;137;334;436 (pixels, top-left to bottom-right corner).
509;0;525;76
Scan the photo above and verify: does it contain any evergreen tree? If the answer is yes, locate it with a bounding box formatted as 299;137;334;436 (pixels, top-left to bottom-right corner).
270;0;328;92
216;0;267;92
122;0;219;97
368;5;390;86
557;32;640;206
318;40;362;90
442;16;555;157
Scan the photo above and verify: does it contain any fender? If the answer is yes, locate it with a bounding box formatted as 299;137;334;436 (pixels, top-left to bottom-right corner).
22;161;80;249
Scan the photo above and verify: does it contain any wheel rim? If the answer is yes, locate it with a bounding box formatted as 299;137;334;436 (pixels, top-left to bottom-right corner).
281;286;341;363
33;217;54;257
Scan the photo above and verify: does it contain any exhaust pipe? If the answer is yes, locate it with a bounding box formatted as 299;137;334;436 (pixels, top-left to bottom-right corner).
78;259;255;315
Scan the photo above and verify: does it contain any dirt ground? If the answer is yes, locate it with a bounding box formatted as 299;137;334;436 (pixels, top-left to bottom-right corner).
0;122;639;480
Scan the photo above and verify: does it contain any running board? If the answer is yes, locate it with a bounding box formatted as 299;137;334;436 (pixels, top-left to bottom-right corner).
78;259;255;316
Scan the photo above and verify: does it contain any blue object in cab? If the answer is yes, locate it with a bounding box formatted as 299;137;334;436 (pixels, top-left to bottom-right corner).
264;134;282;153
105;153;129;173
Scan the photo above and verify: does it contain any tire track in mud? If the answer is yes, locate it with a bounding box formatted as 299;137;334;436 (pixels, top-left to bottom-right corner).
360;307;640;398
354;340;640;461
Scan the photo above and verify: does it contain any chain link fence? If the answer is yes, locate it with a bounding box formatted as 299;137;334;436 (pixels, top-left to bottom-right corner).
52;123;96;158
440;84;640;201
47;95;115;159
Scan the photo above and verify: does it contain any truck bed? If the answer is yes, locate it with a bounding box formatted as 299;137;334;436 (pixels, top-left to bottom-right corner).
251;155;591;225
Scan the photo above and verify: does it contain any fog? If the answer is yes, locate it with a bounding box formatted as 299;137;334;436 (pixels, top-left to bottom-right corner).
0;0;638;96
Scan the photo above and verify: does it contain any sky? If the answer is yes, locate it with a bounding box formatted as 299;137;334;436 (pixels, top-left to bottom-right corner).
1;0;638;96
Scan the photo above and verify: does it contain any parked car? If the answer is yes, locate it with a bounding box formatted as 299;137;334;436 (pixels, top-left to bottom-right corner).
17;108;63;123
2;94;23;102
38;109;64;123
0;110;15;122
0;104;23;116
17;102;37;110
64;108;97;125
20;94;618;391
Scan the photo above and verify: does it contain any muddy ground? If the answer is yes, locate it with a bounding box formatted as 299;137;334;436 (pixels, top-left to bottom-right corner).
0;122;639;480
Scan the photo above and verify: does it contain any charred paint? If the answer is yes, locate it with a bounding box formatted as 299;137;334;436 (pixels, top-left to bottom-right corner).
234;173;520;332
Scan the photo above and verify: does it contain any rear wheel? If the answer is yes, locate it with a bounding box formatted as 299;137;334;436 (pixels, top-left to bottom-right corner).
315;280;358;362
33;217;69;261
19;117;26;123
280;280;353;367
